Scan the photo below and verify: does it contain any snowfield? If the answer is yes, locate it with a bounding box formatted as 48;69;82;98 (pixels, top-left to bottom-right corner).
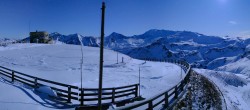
0;43;184;109
194;69;250;110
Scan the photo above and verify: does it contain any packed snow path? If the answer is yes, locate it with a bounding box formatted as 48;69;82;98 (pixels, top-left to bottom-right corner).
0;44;184;109
174;71;224;109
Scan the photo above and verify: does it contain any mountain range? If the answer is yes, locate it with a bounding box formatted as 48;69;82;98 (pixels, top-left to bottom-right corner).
12;29;250;77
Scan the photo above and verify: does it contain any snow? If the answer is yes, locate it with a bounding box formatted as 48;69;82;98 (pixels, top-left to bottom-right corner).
0;43;184;109
0;77;74;110
36;86;58;97
194;69;250;110
21;29;250;72
217;57;250;77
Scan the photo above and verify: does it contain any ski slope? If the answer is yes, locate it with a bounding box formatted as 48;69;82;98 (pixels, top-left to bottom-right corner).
0;43;184;109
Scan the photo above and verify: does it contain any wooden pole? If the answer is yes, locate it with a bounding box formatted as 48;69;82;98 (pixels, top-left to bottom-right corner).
11;71;14;82
98;2;105;110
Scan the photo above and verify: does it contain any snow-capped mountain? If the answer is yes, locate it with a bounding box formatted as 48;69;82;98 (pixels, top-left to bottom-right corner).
21;33;99;47
19;29;250;76
103;29;250;76
50;32;99;47
0;38;16;46
126;41;177;60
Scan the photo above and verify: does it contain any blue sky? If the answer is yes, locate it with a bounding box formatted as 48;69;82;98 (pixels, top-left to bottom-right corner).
0;0;250;39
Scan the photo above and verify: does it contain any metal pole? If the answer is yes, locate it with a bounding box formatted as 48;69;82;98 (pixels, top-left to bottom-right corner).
139;65;141;96
80;43;83;106
117;52;118;64
78;34;84;106
98;2;105;110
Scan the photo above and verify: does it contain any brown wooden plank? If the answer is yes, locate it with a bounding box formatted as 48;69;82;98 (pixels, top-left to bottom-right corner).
15;78;34;87
115;84;137;90
153;98;165;108
115;91;135;98
0;71;11;78
79;96;113;101
14;75;34;84
115;88;136;94
0;69;11;75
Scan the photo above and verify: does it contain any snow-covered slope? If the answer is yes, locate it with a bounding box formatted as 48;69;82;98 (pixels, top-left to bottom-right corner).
102;29;250;76
195;69;250;110
127;41;176;60
0;38;16;46
19;29;250;76
50;33;99;47
21;33;99;47
0;43;184;109
0;77;73;110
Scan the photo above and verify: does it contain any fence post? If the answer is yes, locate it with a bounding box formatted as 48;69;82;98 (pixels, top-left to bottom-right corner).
34;78;38;87
80;88;84;106
112;88;115;103
164;92;169;108
174;86;178;99
135;84;138;97
11;71;14;82
148;100;153;110
68;86;71;103
180;81;184;91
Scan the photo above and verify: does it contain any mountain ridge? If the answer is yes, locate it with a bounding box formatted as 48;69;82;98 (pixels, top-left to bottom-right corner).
15;29;250;76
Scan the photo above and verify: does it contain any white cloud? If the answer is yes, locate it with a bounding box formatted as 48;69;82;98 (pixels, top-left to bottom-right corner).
229;21;237;25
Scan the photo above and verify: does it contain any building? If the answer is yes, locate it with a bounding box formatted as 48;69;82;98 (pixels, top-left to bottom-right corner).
30;31;52;43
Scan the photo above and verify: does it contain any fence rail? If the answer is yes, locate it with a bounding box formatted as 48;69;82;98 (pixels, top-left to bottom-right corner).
116;59;191;110
0;58;191;109
0;65;139;105
79;84;138;104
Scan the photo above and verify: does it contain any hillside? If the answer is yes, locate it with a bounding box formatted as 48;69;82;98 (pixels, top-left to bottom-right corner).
102;30;250;77
195;69;250;110
18;29;250;76
0;43;184;109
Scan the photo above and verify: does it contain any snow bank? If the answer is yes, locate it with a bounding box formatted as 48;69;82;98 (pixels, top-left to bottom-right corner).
35;86;57;97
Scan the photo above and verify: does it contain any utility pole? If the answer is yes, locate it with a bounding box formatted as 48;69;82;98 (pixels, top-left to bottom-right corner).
98;2;105;110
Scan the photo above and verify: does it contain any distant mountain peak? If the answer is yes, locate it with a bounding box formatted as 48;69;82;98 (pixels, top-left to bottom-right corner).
143;29;170;35
109;32;125;37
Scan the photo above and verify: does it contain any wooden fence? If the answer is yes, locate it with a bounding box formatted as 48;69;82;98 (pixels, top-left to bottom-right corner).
79;84;138;105
0;59;191;109
0;66;79;103
116;59;191;110
0;66;139;105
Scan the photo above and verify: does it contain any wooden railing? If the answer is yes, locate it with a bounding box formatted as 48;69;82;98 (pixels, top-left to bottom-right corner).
0;66;139;105
0;66;79;103
79;84;138;105
0;59;191;109
116;59;191;110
